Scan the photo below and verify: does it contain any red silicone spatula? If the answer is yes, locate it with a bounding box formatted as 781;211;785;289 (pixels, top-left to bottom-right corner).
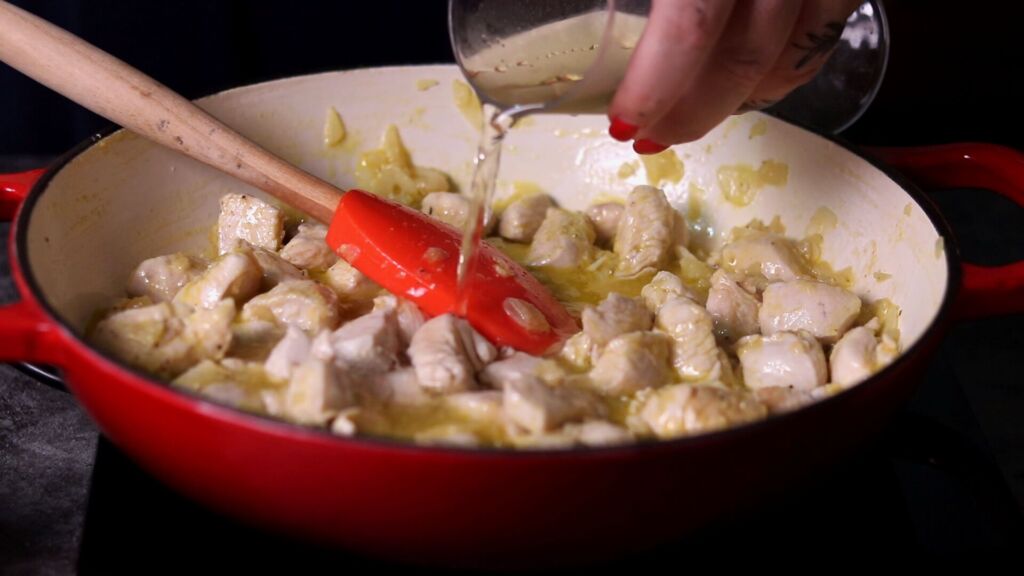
0;1;576;354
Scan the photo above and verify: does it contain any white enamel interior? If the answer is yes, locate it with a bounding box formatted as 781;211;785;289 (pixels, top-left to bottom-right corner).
24;65;950;351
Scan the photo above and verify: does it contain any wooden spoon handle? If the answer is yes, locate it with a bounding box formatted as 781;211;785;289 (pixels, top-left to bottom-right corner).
0;1;339;222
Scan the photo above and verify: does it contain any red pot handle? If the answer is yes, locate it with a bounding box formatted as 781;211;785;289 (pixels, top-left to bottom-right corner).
1;168;64;364
866;143;1024;320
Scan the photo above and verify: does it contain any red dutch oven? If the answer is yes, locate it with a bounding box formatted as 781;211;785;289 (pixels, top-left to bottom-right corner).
2;66;1023;568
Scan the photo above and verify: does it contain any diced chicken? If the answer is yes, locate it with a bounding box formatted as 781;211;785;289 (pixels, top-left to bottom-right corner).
372;294;426;347
92;299;234;378
499;194;555;243
217;193;284;254
566;420;634;446
640;270;696;313
240;279;341;334
323;310;400;377
479;352;564;389
367;367;431;406
227;318;283;361
445;390;505;423
589;331;674;395
173;359;274;413
630;384;767;439
656;297;725;383
323;258;381;303
174;252;262;310
279;223;338;271
581;293;653;349
829;323;899;387
558;331;597;371
283;357;355;426
422;191;473;231
248;246;305;288
720;231;806;283
504;379;605;434
586;202;624;247
527;208;596;268
264;325;311;381
127;253;202;302
705;269;761;343
330;407;362;436
759;279;862;343
408;314;497;394
614;186;676;277
737;331;827;391
754;386;818;414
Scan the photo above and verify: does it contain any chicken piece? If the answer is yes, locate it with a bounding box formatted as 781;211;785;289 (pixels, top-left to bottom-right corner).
330;407;362;436
174;252;262;310
240;279;341;334
264;325;312;381
558;331;597;371
91;299;234;378
656;297;724;383
173;358;276;413
279;223;338;271
283;357;355;426
630;384;767;439
586;202;624;247
527;207;596;268
614;185;677;277
759;279;862;343
217;193;284;254
736;331;827;391
323;258;381;303
720;231;807;283
640;270;697;313
500;194;555;243
479;351;565;390
705;269;761;344
408;314;497;395
372;294;426;348
753;386;819;414
566;420;634;446
829;323;899;387
504;379;605;434
422;191;475;231
323;310;400;377
581;293;653;348
248;246;305;289
589;331;674;395
126;253;202;303
445;390;506;423
366;367;431;406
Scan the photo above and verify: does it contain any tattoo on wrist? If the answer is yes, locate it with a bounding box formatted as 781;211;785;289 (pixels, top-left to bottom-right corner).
792;21;845;70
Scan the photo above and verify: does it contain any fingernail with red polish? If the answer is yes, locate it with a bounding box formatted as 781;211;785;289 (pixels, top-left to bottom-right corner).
608;116;639;142
633;139;669;155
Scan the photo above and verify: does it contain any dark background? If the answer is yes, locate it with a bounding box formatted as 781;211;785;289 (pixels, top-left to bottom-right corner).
1;0;1022;154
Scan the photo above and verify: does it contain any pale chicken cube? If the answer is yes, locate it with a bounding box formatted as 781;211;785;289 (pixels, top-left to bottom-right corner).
504;379;605;434
656;297;724;383
248;246;305;289
705;269;761;343
264;325;311;381
126;253;202;303
479;351;544;389
586;202;624;247
367;367;431;406
445;390;506;423
500;194;555;243
408;314;497;395
174;252;262;310
558;331;597;371
323;258;381;303
582;293;653;349
324;310;400;377
173;358;276;413
614;186;677;277
527;208;595;268
759;279;862;343
217;193;284;254
720;231;807;282
630;384;767;439
640;270;696;313
240;279;341;334
372;294;426;348
283;357;354;426
279;223;338;271
422;191;472;231
184;299;237;361
829;323;899;387
737;331;827;391
567;420;634;447
753;386;818;414
589;331;674;395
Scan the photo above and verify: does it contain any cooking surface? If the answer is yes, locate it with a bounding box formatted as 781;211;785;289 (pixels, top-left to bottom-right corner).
3;148;1024;570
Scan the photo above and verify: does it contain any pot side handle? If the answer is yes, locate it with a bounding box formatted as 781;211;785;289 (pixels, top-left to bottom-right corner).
1;168;65;364
866;143;1024;320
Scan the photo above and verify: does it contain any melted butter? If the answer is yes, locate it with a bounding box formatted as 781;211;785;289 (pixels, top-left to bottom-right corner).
323;107;346;147
796;233;855;289
935;237;945;258
355;125;450;208
873;271;892;282
748;119;768;139
806;207;838;236
416;78;439;91
717;160;789;207
640;149;684;186
493;181;544;213
617;161;638;179
858;298;902;342
452;79;484;130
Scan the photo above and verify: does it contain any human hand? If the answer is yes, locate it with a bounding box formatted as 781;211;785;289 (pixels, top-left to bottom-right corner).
608;0;863;153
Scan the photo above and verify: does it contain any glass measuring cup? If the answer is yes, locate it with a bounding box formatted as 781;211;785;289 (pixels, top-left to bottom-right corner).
449;0;889;134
